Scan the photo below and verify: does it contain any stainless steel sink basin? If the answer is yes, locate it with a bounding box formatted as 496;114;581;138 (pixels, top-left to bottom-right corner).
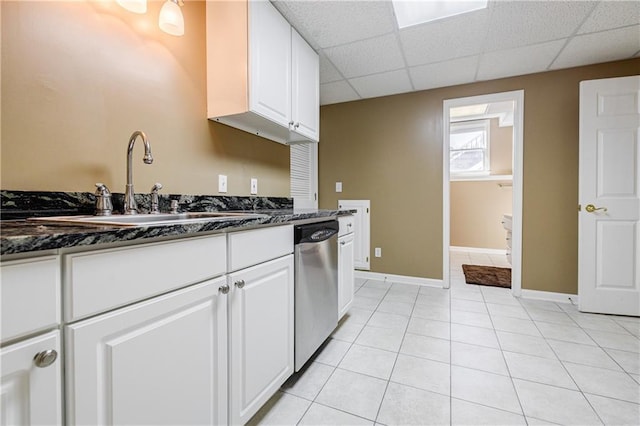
28;212;267;227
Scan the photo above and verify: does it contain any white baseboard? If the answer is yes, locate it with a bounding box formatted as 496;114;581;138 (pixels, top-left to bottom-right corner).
450;246;507;255
520;289;578;305
354;270;443;288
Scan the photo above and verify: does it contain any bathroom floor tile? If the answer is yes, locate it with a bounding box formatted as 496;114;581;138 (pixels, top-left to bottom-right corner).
377;382;450;425
513;379;601;425
315;369;387;421
391;354;450;396
338;344;397;380
503;351;577;390
451;398;527;425
247;391;311;426
451;365;522;414
406;317;450;340
451;341;509;376
400;333;450;363
355;325;404;352
563;361;640;403
584;393;640;426
281;362;334;400
298;403;373;425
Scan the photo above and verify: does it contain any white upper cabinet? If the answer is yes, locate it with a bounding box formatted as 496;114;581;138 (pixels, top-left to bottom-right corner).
206;0;319;144
291;29;320;141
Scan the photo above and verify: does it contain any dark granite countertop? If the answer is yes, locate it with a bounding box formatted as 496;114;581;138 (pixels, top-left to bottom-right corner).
0;209;347;256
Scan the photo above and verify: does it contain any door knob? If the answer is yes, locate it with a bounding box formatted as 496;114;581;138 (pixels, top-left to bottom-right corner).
585;204;607;213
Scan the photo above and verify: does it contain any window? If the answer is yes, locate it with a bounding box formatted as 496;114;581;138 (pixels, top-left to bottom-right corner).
450;120;490;176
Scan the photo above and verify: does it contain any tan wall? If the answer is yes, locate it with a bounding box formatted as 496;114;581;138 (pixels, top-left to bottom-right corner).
451;118;513;249
319;58;639;294
0;1;290;196
450;181;512;249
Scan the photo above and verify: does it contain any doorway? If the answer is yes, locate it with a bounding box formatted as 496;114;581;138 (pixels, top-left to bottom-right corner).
443;90;524;295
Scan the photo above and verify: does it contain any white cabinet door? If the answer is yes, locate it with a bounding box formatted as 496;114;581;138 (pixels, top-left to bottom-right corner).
338;233;355;319
229;255;294;425
1;330;62;426
291;29;319;142
66;278;227;426
249;0;291;128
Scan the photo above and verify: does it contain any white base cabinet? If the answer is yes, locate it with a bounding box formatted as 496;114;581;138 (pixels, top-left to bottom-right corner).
228;254;294;425
0;330;62;426
66;278;228;426
338;233;355;319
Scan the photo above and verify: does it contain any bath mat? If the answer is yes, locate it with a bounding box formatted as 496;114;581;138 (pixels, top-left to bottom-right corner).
462;264;511;288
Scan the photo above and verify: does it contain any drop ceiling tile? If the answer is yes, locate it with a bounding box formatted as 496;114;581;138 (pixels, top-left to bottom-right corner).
274;1;395;49
551;25;640;69
578;1;640;34
484;1;596;52
325;33;405;79
320;80;360;106
409;56;479;91
319;54;343;84
349;69;413;99
477;39;565;81
399;8;490;66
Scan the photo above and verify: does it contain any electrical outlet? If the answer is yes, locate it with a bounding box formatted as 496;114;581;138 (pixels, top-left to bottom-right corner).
250;178;258;195
335;182;343;192
218;175;227;193
375;247;382;257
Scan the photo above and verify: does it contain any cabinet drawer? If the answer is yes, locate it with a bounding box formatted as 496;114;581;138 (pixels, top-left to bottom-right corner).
64;235;226;321
228;225;293;272
338;215;354;237
1;256;60;343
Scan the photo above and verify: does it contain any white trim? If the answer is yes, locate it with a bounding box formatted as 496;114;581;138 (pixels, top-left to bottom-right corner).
450;246;507;255
443;90;524;296
520;289;578;305
450;174;513;182
354;270;443;288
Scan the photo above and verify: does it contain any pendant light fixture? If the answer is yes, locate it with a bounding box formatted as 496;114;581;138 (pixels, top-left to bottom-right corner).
116;0;147;14
158;0;185;37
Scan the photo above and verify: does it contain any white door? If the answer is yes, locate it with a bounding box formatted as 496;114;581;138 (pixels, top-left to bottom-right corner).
249;0;291;127
338;200;371;270
291;29;319;142
228;255;294;425
1;331;62;426
66;279;228;425
579;75;640;316
291;143;318;209
338;233;355;319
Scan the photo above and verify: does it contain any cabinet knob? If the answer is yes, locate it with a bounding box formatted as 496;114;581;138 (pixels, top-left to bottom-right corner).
219;284;230;294
235;280;245;289
294;122;300;129
340;241;346;246
33;349;58;368
288;121;294;126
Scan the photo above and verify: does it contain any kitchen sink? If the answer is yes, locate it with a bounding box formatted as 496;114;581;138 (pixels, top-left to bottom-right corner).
28;212;268;227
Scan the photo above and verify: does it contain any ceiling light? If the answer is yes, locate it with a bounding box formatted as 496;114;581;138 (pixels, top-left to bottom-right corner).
159;0;185;37
116;0;147;14
392;0;488;29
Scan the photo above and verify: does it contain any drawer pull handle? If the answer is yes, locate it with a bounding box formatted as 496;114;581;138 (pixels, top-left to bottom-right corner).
219;284;230;295
34;349;58;368
235;280;245;289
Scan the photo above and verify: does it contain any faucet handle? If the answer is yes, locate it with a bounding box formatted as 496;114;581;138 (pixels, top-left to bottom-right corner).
94;183;113;216
150;183;163;214
170;199;179;214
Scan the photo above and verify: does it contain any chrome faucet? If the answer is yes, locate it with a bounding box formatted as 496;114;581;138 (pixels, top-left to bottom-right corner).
150;183;163;214
124;130;153;215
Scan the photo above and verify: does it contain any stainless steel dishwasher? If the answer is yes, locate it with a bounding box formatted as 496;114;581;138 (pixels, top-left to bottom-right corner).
294;220;339;371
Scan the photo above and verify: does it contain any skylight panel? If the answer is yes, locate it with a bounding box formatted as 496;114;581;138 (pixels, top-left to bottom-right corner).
392;0;488;29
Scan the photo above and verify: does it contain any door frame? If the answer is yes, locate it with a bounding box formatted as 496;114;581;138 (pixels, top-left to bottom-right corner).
442;90;524;295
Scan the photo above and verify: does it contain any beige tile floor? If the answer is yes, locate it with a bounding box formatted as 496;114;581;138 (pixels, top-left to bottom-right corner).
248;251;640;426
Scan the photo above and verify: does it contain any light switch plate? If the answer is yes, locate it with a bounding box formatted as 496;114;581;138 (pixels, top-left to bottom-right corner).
218;175;227;193
336;182;343;192
250;178;258;195
374;247;382;257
